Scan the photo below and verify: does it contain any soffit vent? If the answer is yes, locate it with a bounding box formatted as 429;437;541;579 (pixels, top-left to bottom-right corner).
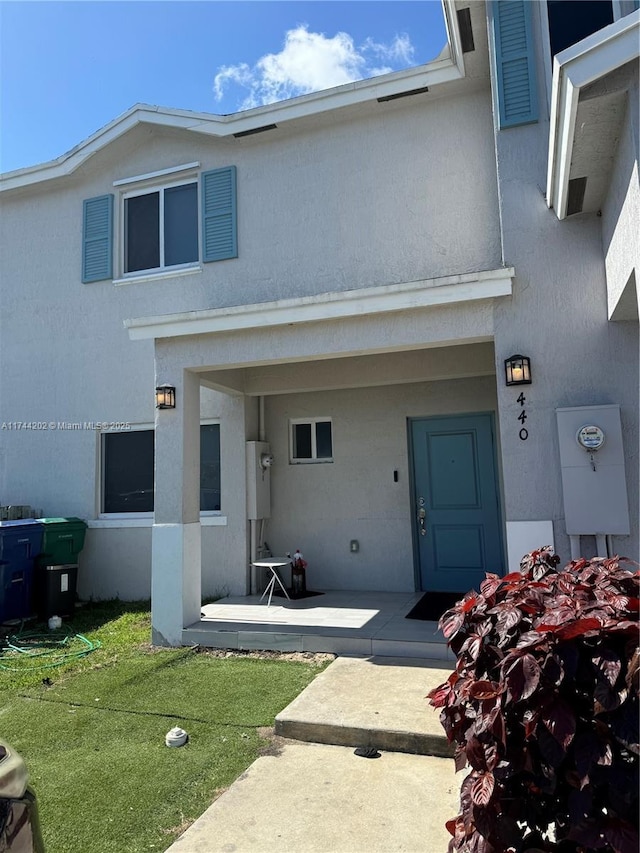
566;176;588;215
233;124;278;138
457;8;475;53
377;86;429;103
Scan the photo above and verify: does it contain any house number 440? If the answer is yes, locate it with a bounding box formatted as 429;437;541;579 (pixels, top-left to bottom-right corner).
517;392;528;440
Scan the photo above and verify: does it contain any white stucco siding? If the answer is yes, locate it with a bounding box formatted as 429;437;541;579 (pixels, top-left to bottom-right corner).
601;73;640;319
2;87;502;311
492;117;639;563
263;377;500;592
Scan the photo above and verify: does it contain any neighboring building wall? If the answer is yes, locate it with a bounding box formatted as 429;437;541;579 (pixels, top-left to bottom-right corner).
490;5;639;564
601;67;640;317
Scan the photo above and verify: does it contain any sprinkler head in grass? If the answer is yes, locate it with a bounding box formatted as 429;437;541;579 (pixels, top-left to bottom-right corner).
165;727;188;747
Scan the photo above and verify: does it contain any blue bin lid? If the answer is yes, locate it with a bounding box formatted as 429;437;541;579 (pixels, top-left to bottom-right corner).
0;519;43;529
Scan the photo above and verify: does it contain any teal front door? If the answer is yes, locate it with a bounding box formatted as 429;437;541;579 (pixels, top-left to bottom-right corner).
410;413;504;593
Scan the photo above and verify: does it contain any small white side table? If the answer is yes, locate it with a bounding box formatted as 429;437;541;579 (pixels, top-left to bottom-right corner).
252;559;291;606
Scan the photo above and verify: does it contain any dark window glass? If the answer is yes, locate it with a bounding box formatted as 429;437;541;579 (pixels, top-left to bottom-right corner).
104;430;154;513
315;421;333;458
547;1;613;58
164;184;198;266
200;424;221;511
293;423;312;459
125;193;159;273
104;425;220;513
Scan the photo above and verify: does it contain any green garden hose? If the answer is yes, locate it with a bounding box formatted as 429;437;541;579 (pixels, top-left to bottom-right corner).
0;631;101;671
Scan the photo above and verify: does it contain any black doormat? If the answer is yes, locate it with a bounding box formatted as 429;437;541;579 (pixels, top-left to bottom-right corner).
405;591;462;622
272;589;325;601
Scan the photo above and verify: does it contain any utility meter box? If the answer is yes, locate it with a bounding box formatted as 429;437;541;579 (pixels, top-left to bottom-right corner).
556;405;630;535
246;441;271;520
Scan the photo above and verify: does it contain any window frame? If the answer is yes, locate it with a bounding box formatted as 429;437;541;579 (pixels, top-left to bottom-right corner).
289;418;334;464
99;424;155;519
120;176;200;279
98;421;223;518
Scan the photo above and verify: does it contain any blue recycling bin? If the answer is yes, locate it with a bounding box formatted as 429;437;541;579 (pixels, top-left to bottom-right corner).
0;520;44;623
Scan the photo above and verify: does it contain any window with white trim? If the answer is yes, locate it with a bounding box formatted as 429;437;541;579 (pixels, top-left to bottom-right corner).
101;424;221;514
124;180;198;274
81;165;237;284
290;419;333;463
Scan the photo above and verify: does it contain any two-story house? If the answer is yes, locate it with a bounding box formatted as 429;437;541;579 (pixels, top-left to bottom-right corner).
1;0;637;646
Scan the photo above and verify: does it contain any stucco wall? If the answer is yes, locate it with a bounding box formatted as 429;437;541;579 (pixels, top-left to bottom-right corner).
489;10;639;564
263;377;500;592
601;70;640;318
0;83;503;600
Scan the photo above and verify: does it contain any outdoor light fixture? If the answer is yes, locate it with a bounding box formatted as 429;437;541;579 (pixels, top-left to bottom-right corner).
504;354;532;386
155;384;176;409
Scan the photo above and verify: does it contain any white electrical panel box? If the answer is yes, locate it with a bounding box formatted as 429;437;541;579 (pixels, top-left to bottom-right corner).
556;405;630;535
246;441;272;520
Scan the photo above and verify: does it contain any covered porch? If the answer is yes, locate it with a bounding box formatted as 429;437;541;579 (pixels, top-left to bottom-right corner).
188;589;453;661
125;268;517;647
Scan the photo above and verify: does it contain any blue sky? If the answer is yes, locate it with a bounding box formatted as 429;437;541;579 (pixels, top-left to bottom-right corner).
0;1;447;173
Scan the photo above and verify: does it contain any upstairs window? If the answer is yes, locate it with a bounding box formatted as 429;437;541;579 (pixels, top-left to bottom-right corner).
82;166;237;283
547;1;613;59
124;181;198;274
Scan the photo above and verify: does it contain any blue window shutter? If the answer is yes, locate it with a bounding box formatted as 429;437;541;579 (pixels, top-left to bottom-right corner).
492;0;538;129
82;194;113;282
201;166;237;263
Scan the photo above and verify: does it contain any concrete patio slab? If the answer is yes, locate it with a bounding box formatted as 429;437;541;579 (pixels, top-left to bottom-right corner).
190;591;453;661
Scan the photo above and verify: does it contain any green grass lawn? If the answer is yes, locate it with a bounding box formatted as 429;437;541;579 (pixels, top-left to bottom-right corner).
0;602;329;853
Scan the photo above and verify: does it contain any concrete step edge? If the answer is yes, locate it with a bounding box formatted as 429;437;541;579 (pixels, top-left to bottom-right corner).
274;716;453;757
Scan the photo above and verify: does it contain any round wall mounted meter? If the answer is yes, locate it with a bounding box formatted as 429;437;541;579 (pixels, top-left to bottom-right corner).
576;424;605;451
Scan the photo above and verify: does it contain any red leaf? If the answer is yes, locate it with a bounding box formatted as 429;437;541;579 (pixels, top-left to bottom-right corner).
536;617;601;639
592;649;622;687
471;771;495;806
604;818;640;853
461;594;478;613
505;653;541;702
445;817;458;838
543;698;576;748
427;682;451;708
440;609;465;639
469;680;502;700
480;575;502;598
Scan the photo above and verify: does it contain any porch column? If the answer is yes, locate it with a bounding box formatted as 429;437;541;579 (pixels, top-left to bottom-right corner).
151;368;201;646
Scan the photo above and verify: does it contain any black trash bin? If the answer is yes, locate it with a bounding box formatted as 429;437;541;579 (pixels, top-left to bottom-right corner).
36;518;87;620
39;564;78;620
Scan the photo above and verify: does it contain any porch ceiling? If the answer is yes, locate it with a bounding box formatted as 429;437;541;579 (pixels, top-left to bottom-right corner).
197;341;496;396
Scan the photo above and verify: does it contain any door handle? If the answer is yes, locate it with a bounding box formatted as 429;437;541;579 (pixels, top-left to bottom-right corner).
417;506;427;536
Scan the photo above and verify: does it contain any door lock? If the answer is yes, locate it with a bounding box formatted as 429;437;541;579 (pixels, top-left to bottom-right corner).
417;505;427;536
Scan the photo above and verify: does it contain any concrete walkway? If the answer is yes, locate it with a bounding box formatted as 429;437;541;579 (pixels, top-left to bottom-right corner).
167;656;460;853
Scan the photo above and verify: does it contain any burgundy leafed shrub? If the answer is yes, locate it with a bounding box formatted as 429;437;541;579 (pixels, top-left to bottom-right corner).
428;548;639;853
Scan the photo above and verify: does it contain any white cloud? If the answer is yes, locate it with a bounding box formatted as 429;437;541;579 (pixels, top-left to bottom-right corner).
213;25;416;111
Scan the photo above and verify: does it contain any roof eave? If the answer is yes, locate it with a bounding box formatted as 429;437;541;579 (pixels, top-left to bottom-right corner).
546;10;639;220
1;0;465;193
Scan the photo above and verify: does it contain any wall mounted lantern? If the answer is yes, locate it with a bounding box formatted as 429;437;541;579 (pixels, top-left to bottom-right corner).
155;384;176;409
504;354;532;386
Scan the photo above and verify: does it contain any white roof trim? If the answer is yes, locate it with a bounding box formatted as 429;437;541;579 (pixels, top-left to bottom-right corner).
1;0;463;193
546;11;639;220
124;268;515;341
